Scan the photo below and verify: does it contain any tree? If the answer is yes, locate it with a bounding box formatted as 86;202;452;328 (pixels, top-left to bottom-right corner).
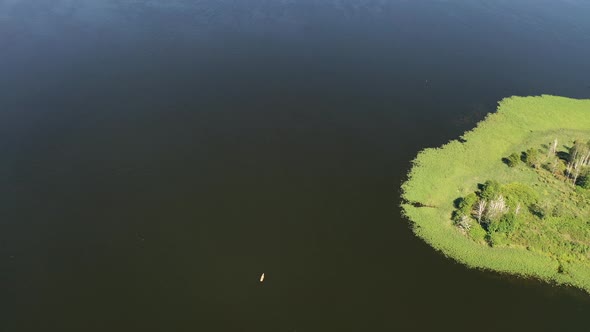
570;140;590;166
486;195;508;222
548;138;558;157
458;193;478;215
567;141;590;185
475;200;487;224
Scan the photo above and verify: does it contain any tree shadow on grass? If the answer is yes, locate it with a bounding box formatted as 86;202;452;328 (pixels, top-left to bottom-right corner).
556;151;569;161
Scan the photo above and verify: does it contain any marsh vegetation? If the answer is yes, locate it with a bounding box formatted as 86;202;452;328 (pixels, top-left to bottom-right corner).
402;95;590;292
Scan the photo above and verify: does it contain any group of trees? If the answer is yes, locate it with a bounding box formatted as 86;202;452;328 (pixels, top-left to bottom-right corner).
505;138;590;188
453;138;590;246
453;180;530;245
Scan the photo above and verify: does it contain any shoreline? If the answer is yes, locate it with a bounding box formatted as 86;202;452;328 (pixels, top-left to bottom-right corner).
401;95;590;293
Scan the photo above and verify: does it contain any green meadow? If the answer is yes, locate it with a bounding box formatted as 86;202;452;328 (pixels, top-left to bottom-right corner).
402;95;590;292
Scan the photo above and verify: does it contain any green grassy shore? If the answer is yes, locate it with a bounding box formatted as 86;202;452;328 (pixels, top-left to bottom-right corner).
401;95;590;292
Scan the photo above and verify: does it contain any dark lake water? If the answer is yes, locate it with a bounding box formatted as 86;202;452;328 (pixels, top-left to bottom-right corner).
2;1;590;331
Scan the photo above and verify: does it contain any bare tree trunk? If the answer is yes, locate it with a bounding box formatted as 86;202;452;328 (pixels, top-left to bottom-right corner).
573;166;581;185
475;200;487;224
549;138;558;157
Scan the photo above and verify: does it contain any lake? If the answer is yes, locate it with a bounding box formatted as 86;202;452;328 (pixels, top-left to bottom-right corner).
2;0;590;331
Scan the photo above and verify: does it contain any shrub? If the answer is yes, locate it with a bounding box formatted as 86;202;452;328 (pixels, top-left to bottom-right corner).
451;210;464;222
457;193;478;215
489;212;518;234
525;148;542;168
455;215;472;231
502;183;538;208
468;223;487;242
529;203;546;219
578;175;590;189
549;158;567;176
480;180;501;200
506;152;520;167
486;231;508;247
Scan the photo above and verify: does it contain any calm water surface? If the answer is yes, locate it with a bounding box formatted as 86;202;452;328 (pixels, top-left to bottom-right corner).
2;1;590;331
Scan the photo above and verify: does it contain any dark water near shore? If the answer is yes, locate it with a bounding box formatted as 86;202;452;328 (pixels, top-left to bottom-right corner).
2;1;590;331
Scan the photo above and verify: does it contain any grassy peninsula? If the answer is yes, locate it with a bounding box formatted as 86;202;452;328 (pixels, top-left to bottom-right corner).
402;95;590;292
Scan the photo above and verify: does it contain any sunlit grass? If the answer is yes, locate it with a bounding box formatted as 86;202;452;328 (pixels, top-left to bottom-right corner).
401;95;590;292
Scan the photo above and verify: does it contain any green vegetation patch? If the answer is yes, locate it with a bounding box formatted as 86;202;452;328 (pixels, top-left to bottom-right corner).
401;95;590;292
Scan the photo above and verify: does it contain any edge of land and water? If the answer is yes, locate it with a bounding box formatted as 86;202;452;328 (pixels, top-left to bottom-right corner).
401;95;590;293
